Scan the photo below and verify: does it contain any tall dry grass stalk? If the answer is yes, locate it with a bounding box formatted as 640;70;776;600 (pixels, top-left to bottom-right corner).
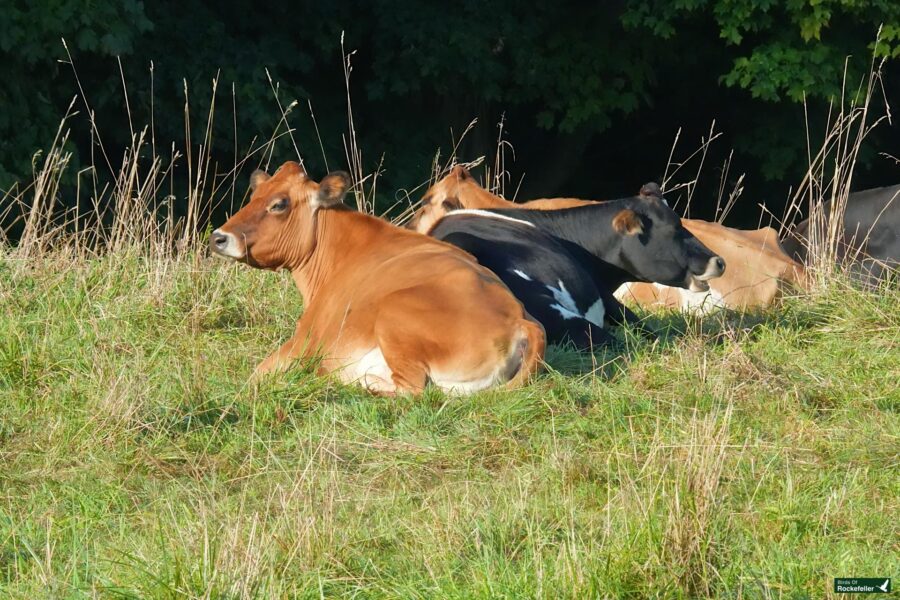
16;103;76;254
661;121;748;225
484;112;519;199
340;32;382;215
780;39;892;283
391;110;527;229
1;37;387;264
3;57;237;262
390;117;487;227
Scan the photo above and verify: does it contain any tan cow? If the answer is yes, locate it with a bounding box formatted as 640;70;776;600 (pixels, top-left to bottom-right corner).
211;161;544;395
615;221;807;313
408;166;589;233
408;166;806;313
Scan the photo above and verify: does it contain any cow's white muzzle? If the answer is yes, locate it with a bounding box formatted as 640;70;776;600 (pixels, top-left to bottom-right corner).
209;229;245;259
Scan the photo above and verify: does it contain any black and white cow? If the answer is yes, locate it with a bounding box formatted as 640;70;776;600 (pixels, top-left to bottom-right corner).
428;184;725;347
429;211;621;347
486;183;725;291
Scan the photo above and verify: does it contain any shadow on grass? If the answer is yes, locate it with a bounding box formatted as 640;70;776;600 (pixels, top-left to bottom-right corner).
191;294;837;403
543;299;831;377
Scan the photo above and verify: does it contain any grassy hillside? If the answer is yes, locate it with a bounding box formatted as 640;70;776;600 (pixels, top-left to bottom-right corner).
0;250;898;598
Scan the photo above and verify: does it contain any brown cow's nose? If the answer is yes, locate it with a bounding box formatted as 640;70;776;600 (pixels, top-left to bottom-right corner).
211;231;229;252
209;229;244;259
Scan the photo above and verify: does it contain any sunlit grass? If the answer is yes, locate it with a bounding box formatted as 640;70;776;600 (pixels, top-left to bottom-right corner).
1;250;896;598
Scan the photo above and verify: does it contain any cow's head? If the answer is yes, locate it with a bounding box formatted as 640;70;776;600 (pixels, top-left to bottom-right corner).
407;165;500;233
210;161;351;270
611;183;725;291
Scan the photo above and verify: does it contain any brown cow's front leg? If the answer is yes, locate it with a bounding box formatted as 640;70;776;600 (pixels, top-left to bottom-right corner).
385;356;428;395
252;320;314;379
369;337;427;395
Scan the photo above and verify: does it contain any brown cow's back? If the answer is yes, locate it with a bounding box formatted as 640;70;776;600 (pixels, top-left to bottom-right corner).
288;210;543;391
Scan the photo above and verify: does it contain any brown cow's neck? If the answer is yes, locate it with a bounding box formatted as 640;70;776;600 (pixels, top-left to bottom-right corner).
461;184;515;209
458;183;595;211
289;208;379;303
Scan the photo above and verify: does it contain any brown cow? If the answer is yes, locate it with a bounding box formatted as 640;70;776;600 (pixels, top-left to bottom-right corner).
408;166;806;312
615;221;807;313
210;161;544;394
408;165;589;233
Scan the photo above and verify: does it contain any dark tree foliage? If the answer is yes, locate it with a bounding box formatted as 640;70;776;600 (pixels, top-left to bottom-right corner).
0;0;897;226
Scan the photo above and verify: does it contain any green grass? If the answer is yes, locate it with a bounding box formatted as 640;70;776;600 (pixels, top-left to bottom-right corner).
0;249;897;599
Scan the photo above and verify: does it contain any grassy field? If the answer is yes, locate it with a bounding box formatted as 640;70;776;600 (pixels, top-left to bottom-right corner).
0;249;898;599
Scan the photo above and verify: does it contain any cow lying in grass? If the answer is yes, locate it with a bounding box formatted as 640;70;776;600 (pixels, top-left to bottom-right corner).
616;220;807;313
409;166;803;313
210;161;544;395
781;183;899;286
422;180;724;345
428;211;619;347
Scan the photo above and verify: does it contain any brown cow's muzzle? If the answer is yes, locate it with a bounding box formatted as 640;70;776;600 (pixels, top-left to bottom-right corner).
404;208;425;230
209;228;245;260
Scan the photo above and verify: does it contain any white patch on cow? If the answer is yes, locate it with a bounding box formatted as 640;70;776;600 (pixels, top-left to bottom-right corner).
344;347;509;395
549;302;581;320
583;297;606;327
446;209;536;227
512;269;532;281
616;280;725;315
546;280;582;321
544;280;606;325
431;370;503;394
696;256;726;281
670;283;726;315
340;347;396;393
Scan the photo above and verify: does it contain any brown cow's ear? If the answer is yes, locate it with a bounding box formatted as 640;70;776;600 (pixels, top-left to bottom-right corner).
250;169;271;191
441;196;462;211
313;171;351;208
612;209;644;236
639;182;662;199
450;165;471;180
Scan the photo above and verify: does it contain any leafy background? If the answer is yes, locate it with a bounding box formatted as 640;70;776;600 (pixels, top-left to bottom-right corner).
1;0;898;227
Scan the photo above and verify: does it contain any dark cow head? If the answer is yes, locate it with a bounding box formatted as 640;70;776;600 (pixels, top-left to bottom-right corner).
210;161;351;270
609;183;725;291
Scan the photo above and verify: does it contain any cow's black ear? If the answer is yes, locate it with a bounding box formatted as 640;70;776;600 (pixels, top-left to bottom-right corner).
441;196;462;211
639;182;662;199
612;209;644;236
314;171;351;208
250;169;271;191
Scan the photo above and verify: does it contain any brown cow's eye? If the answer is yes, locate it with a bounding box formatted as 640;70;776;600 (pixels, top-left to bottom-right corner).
268;198;290;213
